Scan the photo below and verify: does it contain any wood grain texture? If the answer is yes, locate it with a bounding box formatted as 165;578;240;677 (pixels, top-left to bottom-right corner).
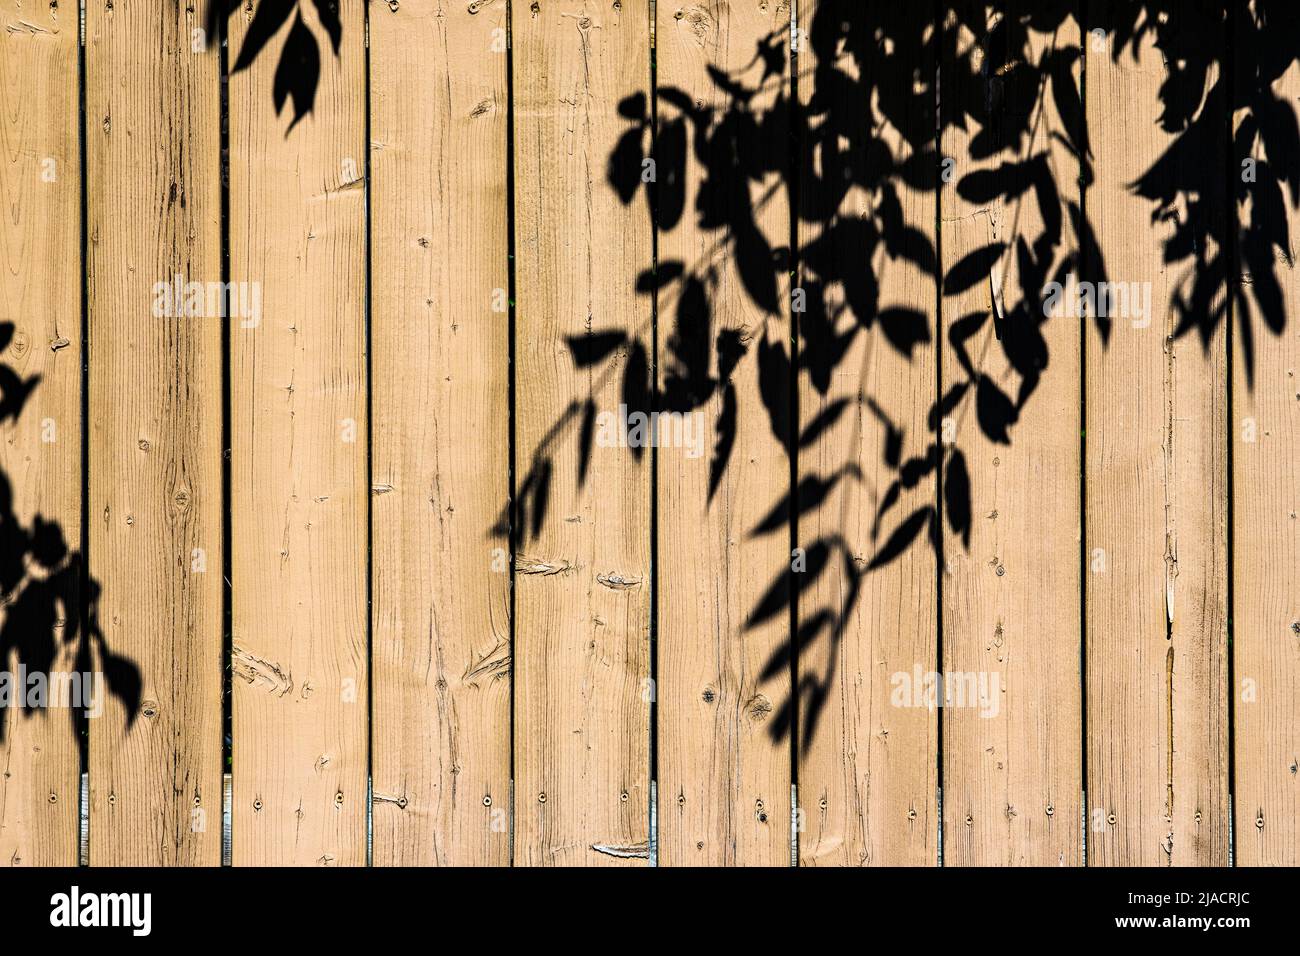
512;0;652;867
85;0;223;865
1232;0;1300;868
229;2;368;866
0;0;81;867
796;1;938;867
4;0;1285;872
939;3;1082;866
654;0;792;868
370;0;511;866
1085;1;1229;866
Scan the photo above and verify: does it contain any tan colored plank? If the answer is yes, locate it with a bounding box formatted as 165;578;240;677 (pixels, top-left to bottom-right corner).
796;2;938;867
1232;1;1300;868
939;3;1082;866
0;0;81;867
655;0;791;867
370;0;511;866
85;0;223;865
229;1;368;866
512;0;651;866
1085;3;1229;866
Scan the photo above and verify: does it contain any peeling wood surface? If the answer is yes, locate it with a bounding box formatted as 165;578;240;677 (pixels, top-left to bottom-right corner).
370;0;511;866
1085;2;1229;866
655;0;792;868
0;0;80;867
229;2;369;866
85;0;223;865
1232;5;1299;868
511;0;652;867
795;0;938;868
940;3;1082;867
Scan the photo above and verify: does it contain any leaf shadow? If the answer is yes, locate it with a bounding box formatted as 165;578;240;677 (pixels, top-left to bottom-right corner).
0;322;141;747
222;1;1300;752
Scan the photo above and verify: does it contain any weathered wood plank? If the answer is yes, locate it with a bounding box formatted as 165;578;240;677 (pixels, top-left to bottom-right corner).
85;0;223;865
1231;0;1300;868
512;0;652;867
655;0;792;868
229;0;368;866
370;0;511;866
796;1;938;867
1085;0;1229;866
0;0;82;867
939;1;1082;866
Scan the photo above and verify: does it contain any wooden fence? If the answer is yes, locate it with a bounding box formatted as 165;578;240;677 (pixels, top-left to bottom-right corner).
0;0;1296;866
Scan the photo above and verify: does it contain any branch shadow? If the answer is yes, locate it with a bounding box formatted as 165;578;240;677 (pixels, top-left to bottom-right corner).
553;0;1298;750
220;1;1300;749
0;322;140;746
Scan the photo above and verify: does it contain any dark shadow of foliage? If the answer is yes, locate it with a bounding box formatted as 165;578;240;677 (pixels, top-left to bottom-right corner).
592;0;1296;749
0;322;141;745
1229;0;1300;383
225;1;1300;748
208;0;342;131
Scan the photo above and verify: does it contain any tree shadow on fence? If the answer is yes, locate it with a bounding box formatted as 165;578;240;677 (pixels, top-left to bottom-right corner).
217;0;1300;750
531;0;1300;749
0;322;140;746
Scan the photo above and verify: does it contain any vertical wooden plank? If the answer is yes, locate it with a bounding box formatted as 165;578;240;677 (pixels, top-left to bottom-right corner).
796;2;939;867
370;0;511;866
1232;0;1300;868
85;0;223;865
229;1;368;866
1085;1;1229;866
0;0;81;866
655;0;791;867
939;2;1082;866
512;0;651;866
